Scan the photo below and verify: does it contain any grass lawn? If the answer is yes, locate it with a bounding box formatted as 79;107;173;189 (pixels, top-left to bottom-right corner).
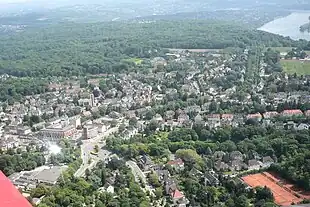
124;58;143;65
281;59;310;75
271;47;293;53
269;47;310;55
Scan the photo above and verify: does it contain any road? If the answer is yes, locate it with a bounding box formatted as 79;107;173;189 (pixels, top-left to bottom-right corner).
126;160;154;196
74;127;118;177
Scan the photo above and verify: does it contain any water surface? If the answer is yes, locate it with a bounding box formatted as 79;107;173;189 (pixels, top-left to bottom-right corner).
259;12;310;41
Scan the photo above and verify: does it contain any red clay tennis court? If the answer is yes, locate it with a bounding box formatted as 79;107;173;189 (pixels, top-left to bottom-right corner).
242;173;302;206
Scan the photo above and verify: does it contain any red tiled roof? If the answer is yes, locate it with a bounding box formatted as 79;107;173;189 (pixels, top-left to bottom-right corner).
0;171;32;207
171;189;184;199
221;114;234;119
207;114;221;118
167;158;184;166
282;110;303;115
246;113;262;119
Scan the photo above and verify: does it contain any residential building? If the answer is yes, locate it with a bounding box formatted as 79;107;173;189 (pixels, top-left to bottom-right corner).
165;110;175;120
281;109;303;117
213;151;226;160
229;160;247;171
247;159;261;171
221;114;234;122
246;113;262;121
214;160;229;172
177;113;190;125
221;114;234;125
204;171;219;186
263;111;278;119
262;156;274;168
138;155;154;172
296;123;309;131
230;151;243;161
167;158;185;171
206;114;221;128
17;126;32;136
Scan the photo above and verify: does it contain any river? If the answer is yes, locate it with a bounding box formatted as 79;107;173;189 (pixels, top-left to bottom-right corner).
258;11;310;41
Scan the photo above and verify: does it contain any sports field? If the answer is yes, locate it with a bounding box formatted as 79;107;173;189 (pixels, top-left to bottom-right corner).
242;173;302;206
281;59;310;75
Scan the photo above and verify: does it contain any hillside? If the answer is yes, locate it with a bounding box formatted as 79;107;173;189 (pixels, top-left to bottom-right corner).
135;9;290;28
0;20;305;77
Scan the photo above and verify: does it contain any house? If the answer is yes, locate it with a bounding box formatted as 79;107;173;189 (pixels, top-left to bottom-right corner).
221;114;234;125
284;121;297;130
171;188;189;207
263;111;278;119
177;113;190;125
262;119;273;127
246;113;262;121
204;171;219;186
138;155;154;172
213;151;226;160
207;114;221;122
262;156;274;168
194;114;204;125
189;168;203;177
155;169;170;183
206;114;221;128
17;126;32;136
230;151;243;161
165;178;188;207
167;158;185;171
296;123;309;131
232;114;244;127
247;159;261;171
185;105;201;114
154;114;164;122
165;178;177;195
281;109;303;117
221;114;234;121
214;160;229;172
165;110;175;120
229;160;247;171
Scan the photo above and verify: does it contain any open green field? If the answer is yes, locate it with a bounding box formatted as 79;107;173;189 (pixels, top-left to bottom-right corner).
281;59;310;75
269;47;310;55
123;58;143;65
271;47;293;53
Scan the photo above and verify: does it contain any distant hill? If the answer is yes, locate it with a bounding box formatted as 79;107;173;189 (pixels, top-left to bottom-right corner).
0;20;305;77
135;9;291;28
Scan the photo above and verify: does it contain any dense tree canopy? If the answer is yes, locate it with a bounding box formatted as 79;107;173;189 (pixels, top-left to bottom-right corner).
0;20;303;78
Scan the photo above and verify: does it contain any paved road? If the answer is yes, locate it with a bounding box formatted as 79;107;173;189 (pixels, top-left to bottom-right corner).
126;160;154;196
74;127;118;177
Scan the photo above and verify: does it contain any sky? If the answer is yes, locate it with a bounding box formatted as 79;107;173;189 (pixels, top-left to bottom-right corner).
0;0;30;3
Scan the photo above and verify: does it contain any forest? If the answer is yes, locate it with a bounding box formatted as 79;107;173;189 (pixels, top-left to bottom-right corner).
0;146;46;176
0;20;306;78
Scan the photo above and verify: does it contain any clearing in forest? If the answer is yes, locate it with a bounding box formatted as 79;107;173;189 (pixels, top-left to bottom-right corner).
281;59;310;75
124;58;143;65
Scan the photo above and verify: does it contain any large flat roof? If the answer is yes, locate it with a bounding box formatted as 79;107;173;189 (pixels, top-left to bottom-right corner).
35;166;67;184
